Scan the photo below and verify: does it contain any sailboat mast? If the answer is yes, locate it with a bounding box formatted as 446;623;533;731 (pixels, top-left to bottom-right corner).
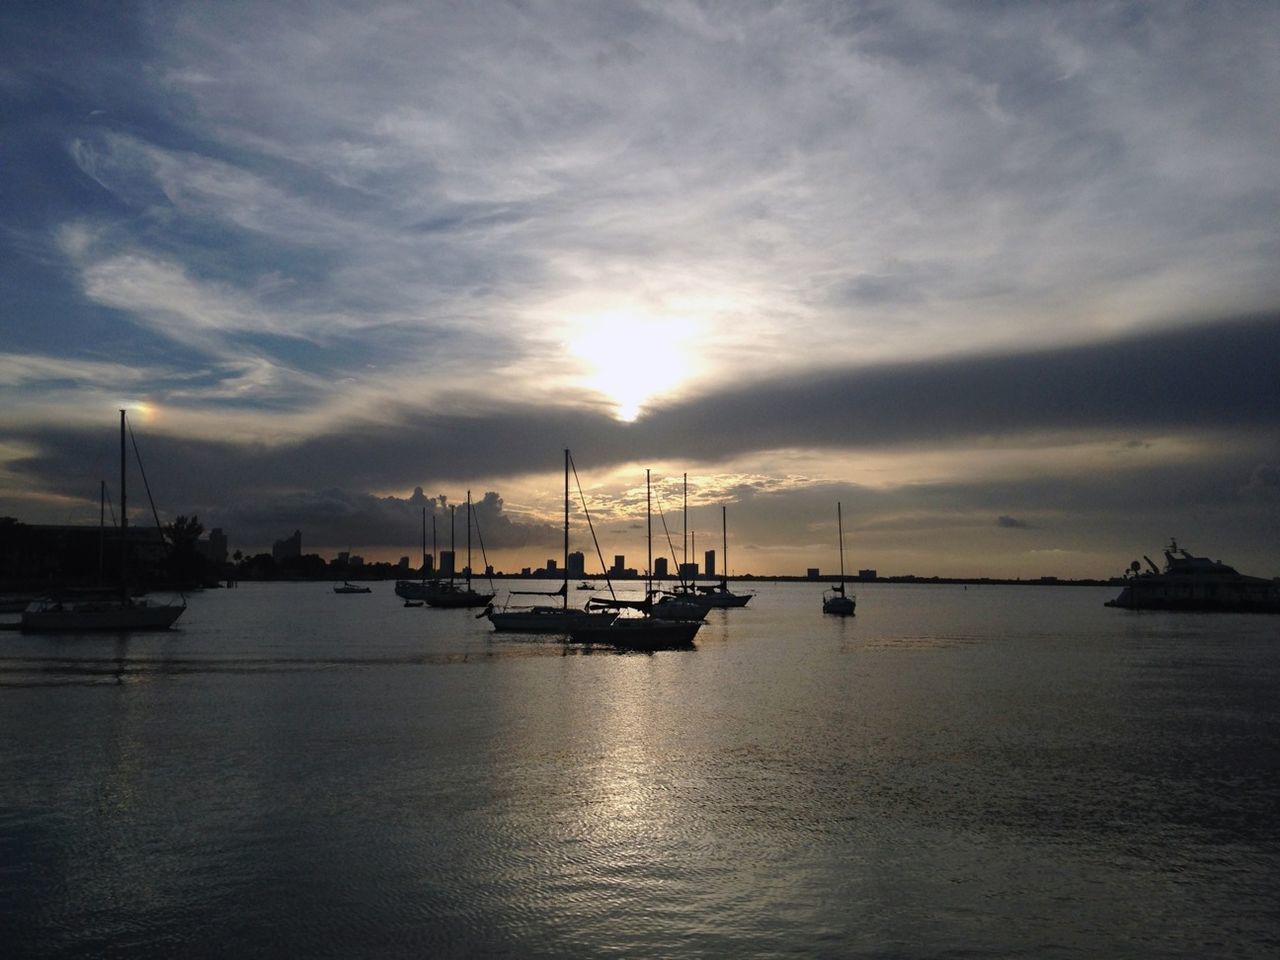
646;469;652;597
466;490;472;588
99;480;105;584
432;513;438;581
119;409;128;597
837;501;846;584
563;449;570;613
682;472;687;573
722;504;728;587
421;506;427;581
449;505;456;586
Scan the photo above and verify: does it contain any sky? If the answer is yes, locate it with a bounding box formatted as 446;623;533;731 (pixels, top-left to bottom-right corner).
2;0;1279;579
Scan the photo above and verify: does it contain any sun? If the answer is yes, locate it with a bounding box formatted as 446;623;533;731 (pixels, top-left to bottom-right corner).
567;310;702;421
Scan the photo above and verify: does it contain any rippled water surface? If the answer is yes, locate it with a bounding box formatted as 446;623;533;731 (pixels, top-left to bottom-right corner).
3;581;1278;958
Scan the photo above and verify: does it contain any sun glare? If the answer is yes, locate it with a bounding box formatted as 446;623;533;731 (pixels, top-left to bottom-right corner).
567;310;702;421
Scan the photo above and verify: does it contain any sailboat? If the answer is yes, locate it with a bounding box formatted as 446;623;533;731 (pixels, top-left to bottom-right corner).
21;410;187;632
654;480;751;614
486;450;618;633
395;506;437;600
569;469;702;650
690;505;752;608
821;501;856;616
651;472;714;621
424;491;494;608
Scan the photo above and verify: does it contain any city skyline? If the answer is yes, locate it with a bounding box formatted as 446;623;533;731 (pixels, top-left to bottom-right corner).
3;2;1279;579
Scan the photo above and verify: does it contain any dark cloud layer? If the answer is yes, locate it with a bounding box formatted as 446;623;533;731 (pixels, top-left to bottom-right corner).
5;314;1279;552
646;314;1280;456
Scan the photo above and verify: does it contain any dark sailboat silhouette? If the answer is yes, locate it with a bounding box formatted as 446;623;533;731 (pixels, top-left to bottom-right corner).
821;501;856;616
424;492;494;608
21;410;186;632
570;469;702;650
486;450;617;633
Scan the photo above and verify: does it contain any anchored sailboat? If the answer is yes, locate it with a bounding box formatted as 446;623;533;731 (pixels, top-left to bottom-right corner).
486;450;617;633
424;491;494;608
695;505;752;608
821;502;856;616
21;410;186;632
395;506;436;600
570;469;702;650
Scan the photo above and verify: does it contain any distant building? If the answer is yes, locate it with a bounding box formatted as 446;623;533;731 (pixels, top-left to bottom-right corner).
398;556;410;570
678;561;698;580
547;558;558;575
704;550;716;579
807;568;820;580
439;550;456;578
0;521;168;587
272;529;301;561
196;527;228;566
567;551;585;578
611;554;626;577
858;569;877;581
654;557;669;579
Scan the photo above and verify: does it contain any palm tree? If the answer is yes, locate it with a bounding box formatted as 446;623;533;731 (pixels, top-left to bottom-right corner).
166;514;206;586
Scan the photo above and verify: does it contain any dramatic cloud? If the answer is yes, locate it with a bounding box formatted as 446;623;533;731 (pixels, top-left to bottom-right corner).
2;1;1278;576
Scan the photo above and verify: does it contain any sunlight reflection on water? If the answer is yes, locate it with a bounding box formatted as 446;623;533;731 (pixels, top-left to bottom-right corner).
2;581;1278;957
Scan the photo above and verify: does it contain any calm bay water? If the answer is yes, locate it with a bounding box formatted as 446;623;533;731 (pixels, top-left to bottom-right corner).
2;581;1278;958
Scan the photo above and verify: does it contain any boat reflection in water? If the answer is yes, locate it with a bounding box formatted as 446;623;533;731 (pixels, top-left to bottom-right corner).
1105;539;1280;612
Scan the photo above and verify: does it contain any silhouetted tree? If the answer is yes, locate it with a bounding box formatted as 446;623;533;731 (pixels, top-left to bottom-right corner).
165;514;206;586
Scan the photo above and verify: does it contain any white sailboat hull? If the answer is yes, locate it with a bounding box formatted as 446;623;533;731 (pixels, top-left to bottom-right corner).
21;598;185;632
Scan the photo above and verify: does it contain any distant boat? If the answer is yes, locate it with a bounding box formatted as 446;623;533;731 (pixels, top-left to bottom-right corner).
652;477;751;618
1105;539;1280;612
395;507;437;600
425;491;494;608
20;410;186;633
569;611;701;650
570;469;701;650
652;471;713;620
689;504;752;608
821;502;856;616
649;591;709;621
487;450;617;633
576;581;593;591
403;599;424;608
334;581;371;594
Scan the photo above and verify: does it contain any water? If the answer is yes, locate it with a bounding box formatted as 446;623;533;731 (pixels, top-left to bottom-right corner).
2;581;1278;958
